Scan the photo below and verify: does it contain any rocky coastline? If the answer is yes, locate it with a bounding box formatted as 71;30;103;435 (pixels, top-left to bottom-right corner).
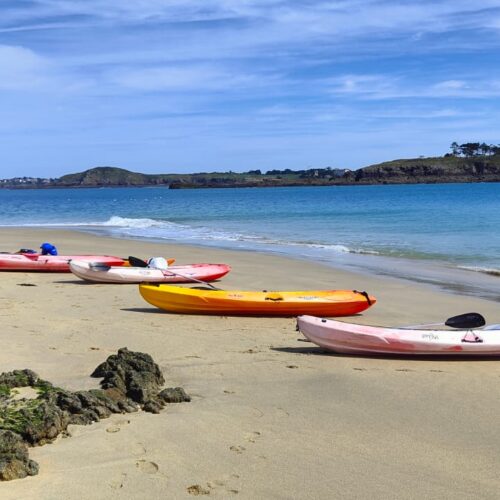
0;348;190;481
2;154;500;189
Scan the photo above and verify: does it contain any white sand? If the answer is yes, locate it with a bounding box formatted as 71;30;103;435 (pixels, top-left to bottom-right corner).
0;228;499;499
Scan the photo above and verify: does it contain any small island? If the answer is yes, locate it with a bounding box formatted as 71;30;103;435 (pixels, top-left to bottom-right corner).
2;142;500;189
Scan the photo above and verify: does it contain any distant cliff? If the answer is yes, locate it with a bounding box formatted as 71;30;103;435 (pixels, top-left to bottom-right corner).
342;155;500;184
57;167;169;187
1;155;500;189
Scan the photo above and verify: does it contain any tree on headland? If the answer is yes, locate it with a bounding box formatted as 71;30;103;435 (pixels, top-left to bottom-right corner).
450;142;500;157
450;142;460;156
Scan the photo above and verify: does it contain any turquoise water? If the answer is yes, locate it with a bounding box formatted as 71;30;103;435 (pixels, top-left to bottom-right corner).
0;183;499;277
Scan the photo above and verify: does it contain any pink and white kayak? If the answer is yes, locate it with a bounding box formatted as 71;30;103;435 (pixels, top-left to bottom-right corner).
69;260;231;283
297;315;500;356
0;253;126;272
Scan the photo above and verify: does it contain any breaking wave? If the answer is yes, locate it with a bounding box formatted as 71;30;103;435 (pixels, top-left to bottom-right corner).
458;266;500;277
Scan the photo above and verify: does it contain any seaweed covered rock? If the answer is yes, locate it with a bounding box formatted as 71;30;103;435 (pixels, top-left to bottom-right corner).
0;348;190;480
0;370;39;396
12;399;69;445
91;347;165;404
0;430;38;480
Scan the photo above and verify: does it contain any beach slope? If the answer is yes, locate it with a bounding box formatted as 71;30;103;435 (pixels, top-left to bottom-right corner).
1;229;499;499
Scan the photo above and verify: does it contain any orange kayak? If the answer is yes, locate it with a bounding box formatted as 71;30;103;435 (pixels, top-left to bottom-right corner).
139;284;376;316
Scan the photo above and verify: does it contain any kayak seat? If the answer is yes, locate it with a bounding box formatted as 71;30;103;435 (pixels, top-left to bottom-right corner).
148;257;169;269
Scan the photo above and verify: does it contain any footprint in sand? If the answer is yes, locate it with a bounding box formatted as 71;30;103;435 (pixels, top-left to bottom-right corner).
187;484;210;495
207;480;239;495
188;477;240;496
106;419;131;433
395;368;416;372
244;431;261;443
229;445;246;454
136;460;159;474
230;431;261;456
109;473;127;490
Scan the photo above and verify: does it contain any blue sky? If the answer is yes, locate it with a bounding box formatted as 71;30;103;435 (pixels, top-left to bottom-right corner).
1;0;500;177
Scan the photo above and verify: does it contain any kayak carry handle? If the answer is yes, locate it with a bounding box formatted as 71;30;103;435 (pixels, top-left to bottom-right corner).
353;290;372;305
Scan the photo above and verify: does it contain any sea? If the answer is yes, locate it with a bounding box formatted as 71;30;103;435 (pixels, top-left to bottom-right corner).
0;183;499;300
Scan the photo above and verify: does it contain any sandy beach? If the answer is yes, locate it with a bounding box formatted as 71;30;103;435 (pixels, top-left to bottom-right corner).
1;227;500;499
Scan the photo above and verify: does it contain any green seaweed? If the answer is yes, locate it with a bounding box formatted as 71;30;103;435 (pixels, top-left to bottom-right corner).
0;399;45;436
33;380;59;395
0;378;61;438
10;372;32;387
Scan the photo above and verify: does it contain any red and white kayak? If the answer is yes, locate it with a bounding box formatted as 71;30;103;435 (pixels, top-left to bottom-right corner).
69;260;231;283
0;253;126;272
297;315;500;356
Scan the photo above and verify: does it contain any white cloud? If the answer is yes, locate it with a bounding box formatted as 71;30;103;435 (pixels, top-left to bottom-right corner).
326;74;398;96
1;1;500;175
322;72;500;100
5;1;500;41
0;45;53;90
434;80;468;90
109;64;279;92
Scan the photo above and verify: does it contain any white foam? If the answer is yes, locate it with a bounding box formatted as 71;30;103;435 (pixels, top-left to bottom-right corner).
100;216;175;229
458;266;500;277
0;215;369;258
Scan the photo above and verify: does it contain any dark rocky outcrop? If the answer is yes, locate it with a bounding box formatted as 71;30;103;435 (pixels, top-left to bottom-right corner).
0;431;38;481
91;347;165;404
0;348;190;480
158;387;191;404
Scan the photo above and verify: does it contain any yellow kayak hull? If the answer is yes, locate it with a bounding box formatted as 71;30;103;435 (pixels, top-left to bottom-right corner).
139;284;376;316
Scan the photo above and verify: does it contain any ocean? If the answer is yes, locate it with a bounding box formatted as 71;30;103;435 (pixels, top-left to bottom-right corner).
0;183;498;299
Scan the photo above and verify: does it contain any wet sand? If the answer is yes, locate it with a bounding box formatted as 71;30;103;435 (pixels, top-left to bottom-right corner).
1;228;500;499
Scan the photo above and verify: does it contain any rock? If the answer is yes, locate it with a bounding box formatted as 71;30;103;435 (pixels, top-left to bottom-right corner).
18;400;69;445
52;390;84;414
158;387;191;404
0;430;38;480
116;399;139;413
0;370;39;392
0;348;190;481
91;347;165;404
142;400;163;414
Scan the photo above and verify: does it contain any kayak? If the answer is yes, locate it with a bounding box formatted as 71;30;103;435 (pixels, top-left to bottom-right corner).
69;260;231;283
139;284;376;316
297;315;500;356
0;253;126;272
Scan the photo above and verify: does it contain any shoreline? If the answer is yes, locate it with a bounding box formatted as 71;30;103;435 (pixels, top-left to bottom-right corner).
1;183;498;297
1;227;500;499
0;226;500;308
11;223;500;303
